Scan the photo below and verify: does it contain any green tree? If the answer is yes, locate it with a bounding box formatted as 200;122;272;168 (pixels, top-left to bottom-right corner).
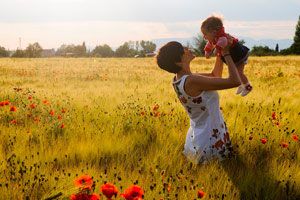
275;44;279;52
193;33;206;56
139;40;156;56
290;15;300;54
0;46;9;57
25;42;43;57
11;49;26;57
250;45;278;56
92;44;114;57
56;42;87;57
115;42;136;57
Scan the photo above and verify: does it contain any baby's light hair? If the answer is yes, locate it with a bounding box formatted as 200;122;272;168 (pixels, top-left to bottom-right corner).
201;16;223;32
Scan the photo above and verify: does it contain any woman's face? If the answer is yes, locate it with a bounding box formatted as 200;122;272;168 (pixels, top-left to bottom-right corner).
181;47;195;64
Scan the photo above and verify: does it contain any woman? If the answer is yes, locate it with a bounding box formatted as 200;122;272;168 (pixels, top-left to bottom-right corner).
156;40;241;164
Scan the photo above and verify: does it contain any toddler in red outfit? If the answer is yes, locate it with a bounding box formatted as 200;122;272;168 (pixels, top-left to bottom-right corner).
201;16;252;96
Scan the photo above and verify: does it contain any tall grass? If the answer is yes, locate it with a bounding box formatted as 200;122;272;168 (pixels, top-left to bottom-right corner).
0;57;299;199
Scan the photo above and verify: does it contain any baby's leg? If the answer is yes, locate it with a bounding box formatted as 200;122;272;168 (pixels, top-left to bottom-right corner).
237;64;248;84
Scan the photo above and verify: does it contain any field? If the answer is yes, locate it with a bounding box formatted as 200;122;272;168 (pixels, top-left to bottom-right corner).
0;56;300;199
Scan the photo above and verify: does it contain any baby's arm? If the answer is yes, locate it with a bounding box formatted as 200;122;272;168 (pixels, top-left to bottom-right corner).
204;42;214;58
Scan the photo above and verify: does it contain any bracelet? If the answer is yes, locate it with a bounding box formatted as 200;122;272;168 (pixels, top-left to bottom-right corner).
223;53;231;57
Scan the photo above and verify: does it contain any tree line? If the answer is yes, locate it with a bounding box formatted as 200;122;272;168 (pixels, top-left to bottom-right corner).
1;16;300;58
0;40;156;58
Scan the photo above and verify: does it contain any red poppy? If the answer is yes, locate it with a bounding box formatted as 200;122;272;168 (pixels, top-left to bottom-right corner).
153;104;159;111
281;142;288;148
271;112;276;120
10;119;17;124
10;106;17;112
29;104;36;109
261;138;267;144
60;123;65;129
43;100;50;105
121;185;144;200
0;102;4;107
49;110;55;116
100;183;118;199
74;174;93;190
70;193;100;200
58;115;62;120
3;100;10;105
197;189;205;198
291;134;299;142
28;96;33;100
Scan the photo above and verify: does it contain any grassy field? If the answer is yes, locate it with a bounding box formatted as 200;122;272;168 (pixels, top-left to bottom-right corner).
0;56;300;199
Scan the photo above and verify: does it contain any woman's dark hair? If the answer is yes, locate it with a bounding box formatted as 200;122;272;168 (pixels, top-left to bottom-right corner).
156;41;184;74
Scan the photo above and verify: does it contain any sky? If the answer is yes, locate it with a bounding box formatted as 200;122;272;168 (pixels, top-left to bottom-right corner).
0;0;299;49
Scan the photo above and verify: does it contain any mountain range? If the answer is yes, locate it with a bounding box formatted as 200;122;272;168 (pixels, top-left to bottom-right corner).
152;37;293;51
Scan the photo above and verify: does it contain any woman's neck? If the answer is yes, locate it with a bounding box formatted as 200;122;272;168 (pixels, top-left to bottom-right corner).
176;64;192;79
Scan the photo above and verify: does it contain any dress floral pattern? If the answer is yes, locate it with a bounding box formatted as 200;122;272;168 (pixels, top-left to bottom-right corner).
172;75;233;164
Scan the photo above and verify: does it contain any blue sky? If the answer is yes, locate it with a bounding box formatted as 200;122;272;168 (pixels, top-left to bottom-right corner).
0;0;299;49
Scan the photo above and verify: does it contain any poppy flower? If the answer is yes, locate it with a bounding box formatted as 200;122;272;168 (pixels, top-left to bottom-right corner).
43;100;50;105
100;183;118;199
271;112;276;120
10;119;17;124
70;193;100;200
58;115;62;120
10;106;17;112
121;185;144;200
60;123;65;129
280;142;288;148
74;174;93;190
0;102;4;107
261;138;267;144
153;104;159;111
49;110;55;116
28;96;33;100
3;100;10;105
292;134;299;142
29;104;36;109
197;189;205;198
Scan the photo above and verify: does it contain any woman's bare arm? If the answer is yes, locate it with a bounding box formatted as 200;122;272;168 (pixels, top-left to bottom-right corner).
195;56;224;78
186;52;241;91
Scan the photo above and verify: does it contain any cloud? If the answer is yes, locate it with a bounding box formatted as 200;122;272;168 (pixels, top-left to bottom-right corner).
0;20;296;49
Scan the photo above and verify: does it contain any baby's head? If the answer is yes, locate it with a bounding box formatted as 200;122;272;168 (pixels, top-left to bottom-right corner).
201;16;223;42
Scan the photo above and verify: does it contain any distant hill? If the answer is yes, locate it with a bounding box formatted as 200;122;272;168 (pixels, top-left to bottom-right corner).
152;37;293;51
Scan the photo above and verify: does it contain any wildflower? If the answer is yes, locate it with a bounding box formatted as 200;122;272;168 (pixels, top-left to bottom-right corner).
261;138;267;144
49;110;55;116
100;183;118;199
10;106;17;112
272;112;276;120
70;193;100;200
60;123;65;129
10;120;17;125
43;100;50;105
0;102;4;107
197;189;205;198
153;104;159;111
3;100;10;105
74;174;93;190
281;142;288;148
28;96;33;100
121;185;144;200
292;134;299;142
154;112;160;117
29;104;36;109
58;115;62;120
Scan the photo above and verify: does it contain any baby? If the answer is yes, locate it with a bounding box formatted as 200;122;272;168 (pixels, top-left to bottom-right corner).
201;16;252;96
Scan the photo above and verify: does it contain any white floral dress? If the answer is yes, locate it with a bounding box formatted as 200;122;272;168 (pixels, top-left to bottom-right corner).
172;75;233;164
